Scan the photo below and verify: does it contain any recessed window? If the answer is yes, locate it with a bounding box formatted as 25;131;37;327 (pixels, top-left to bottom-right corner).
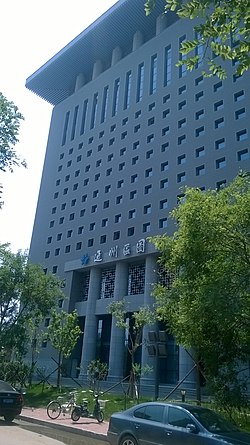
135;110;141;118
236;129;248;141
57;233;62;241
78;226;84;234
235;108;246;120
196;164;205;176
216;179;226;190
130;190;137;199
67;160;72;167
195;75;203;86
63;188;68;195
160;199;168;209
83;178;89;186
61;203;66;210
89;222;95;231
146;150;153;159
148;102;155;111
65;174;70;182
195;126;205;137
161;161;169;171
51;207;56;214
105;185;111;193
178;135;186;145
49;220;55;228
88;239;94;247
196;146;205;157
216;157;226;169
120;147;126;156
215;138;225;150
133;141;140;150
214;100;224;111
106;168;112;176
177;154;186;165
80;209;85;217
161;142;169;152
163;94;170;103
119;162;125;171
215;118;224;129
77;155;82;162
195;91;204;101
75;170;80;177
85;164;90;172
67;230;72;238
144;204;151;214
93;190;99;198
143;222;151;233
113;231;120;240
52;266;58;274
178;100;186;110
45;251;50;258
213;81;223;92
177;172;186;183
132;156;139;165
160;179;168;189
100;235;107;244
237;148;249;161
103;200;110;209
163;109;170;118
127;227;135;236
95;175;100;182
116;195;123;204
115;214;121;223
148;117;155;126
129;209;136;219
179;85;186;94
234;90;245;102
55;248;60;256
178;118;186;128
69;213;74;221
102;218;108;227
162;126;170;136
147;134;154;143
195;109;204;120
131;174;138;183
76;242;82;251
145;168;153;178
59;217;64;224
144;184;152;194
55;179;60;186
159;218;168;229
91;205;97;213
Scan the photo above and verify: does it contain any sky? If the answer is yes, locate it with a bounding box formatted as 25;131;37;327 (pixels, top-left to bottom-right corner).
0;0;117;253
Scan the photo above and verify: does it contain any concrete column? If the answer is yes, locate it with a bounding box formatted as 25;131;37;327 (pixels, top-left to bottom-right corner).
92;60;103;80
111;46;122;66
132;30;144;51
108;261;128;382
74;73;85;92
79;267;101;378
156;14;168;35
141;255;158;385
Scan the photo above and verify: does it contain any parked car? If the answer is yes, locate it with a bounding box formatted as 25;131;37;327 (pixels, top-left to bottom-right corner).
107;401;250;445
0;379;24;422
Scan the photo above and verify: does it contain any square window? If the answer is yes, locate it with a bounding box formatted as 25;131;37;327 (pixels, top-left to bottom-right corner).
178;154;186;165
120;147;126;156
159;218;168;228
80;209;85;217
195;126;204;137
128;209;136;219
121;131;127;140
160;199;168;209
178;118;186;128
71;199;76;207
127;227;135;236
195;109;204;120
148;117;155;126
102;218;108;227
215;118;224;129
214;100;224;111
215;138;225;150
148;102;155;111
196;146;205;157
163;109;170;118
213;81;223;92
216;180;226;190
237;149;249;161
76;242;82;250
67;230;72;237
177;172;186;183
133;141;140;150
143;222;151;233
100;235;106;244
105;185;111;193
59;217;64;224
132;156;139;165
78;226;84;234
54;192;59;199
161;142;169;152
146;149;153;159
115;214;121;223
196;164;205;176
135;110;141;118
235;108;246;120
147;134;154;143
160;179;168;189
55;248;60;256
106;168;112;176
119;162;125;171
163;94;170;103
145;184;152;194
195;75;203;86
179;85;186;94
216;157;226;169
234;90;245;102
178;100;186;110
144;204;151;214
57;233;62;241
89;222;95;231
162;126;170;136
69;213;74;221
130;190;137;199
116;195;123;204
131;174;138;183
195;91;204;101
88;238;94;247
178;135;186;145
236;129;248;141
91;205;97;213
161;161;169;171
145;168;153;178
82;194;87;202
45;251;50;258
113;231;120;240
103;200;109;209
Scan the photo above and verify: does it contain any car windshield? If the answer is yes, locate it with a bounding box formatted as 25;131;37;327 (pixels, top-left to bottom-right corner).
189;407;239;433
0;380;15;391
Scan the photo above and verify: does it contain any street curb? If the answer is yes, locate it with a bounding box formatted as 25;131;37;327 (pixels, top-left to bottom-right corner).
18;414;108;442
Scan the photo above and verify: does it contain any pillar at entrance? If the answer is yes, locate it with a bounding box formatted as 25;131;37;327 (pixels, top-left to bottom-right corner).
79;267;101;379
107;262;128;382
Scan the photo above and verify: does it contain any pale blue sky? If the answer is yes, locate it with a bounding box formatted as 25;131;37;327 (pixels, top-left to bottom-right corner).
0;0;117;252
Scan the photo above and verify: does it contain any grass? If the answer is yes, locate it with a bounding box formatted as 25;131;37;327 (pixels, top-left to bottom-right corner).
23;384;250;431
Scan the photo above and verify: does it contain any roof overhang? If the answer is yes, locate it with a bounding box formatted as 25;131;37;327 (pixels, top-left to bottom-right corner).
25;0;169;105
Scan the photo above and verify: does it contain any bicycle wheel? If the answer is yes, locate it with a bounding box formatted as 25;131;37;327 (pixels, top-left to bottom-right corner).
71;407;81;422
96;410;104;423
46;400;62;419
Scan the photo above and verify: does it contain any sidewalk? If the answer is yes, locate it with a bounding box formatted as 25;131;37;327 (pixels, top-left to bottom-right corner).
19;407;108;442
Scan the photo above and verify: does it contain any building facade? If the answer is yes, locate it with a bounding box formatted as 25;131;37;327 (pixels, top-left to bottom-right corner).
26;0;250;388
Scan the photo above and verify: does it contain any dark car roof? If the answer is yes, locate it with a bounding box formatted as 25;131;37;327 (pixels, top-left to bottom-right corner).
0;380;16;392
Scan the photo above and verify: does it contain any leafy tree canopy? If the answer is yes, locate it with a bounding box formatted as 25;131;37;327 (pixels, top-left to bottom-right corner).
0;244;64;356
145;0;250;78
150;173;250;384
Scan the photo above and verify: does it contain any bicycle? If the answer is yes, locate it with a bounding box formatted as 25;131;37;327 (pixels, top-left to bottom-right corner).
46;390;78;419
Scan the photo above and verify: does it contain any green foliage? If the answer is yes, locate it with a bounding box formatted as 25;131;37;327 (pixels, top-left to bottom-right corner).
0;244;64;356
0;360;30;387
47;310;82;387
149;173;250;395
0;92;26;206
144;0;250;77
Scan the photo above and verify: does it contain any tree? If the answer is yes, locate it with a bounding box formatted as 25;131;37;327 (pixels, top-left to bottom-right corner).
149;173;250;403
108;300;155;398
145;0;250;78
0;92;26;206
47;310;82;388
0;244;64;357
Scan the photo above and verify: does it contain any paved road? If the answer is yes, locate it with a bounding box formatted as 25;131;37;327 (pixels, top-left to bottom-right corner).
0;418;108;445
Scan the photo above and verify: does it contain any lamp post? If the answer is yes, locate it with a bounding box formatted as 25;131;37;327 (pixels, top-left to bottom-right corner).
181;389;186;402
147;330;167;400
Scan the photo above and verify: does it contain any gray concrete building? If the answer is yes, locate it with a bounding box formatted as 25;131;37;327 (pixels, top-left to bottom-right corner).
26;0;250;389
